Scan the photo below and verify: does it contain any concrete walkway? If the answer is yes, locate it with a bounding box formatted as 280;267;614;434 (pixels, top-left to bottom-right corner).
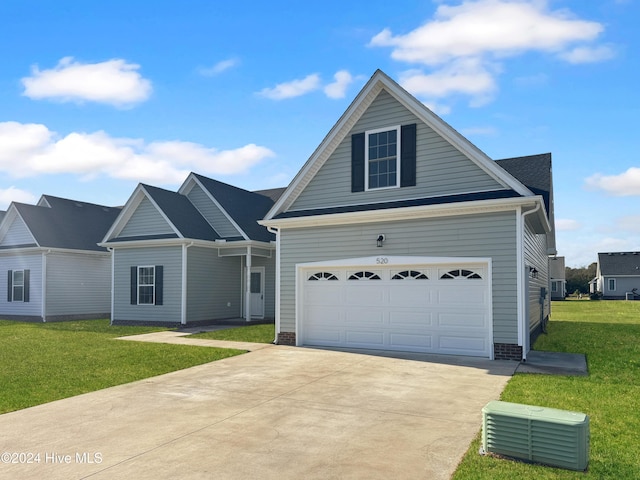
117;330;273;352
0;342;517;480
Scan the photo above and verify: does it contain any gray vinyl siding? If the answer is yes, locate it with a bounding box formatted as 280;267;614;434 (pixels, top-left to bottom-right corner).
290;89;504;211
113;246;182;323
278;211;518;343
1;217;36;246
523;221;550;334
118;197;174;238
186;185;242;238
44;252;111;317
251;254;276;318
602;276;640;299
0;253;43;318
186;246;242;321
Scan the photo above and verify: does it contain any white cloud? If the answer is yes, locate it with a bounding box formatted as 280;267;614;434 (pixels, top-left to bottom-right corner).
324;70;354;99
369;0;612;108
585;167;640;196
197;58;240;76
0;121;275;184
559;45;616;64
616;215;640;233
399;59;497;106
555;218;582;231
0;187;37;209
21;57;152;107
258;74;321;100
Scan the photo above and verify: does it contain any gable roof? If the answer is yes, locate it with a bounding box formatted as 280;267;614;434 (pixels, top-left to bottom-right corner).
7;195;121;251
264;69;534;220
142;184;220;241
189;173;280;242
598;252;640;276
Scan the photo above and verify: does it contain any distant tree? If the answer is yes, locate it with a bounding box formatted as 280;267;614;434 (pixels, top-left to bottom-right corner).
565;262;597;294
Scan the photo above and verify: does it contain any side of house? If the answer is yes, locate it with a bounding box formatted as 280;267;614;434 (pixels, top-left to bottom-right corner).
594;252;640;299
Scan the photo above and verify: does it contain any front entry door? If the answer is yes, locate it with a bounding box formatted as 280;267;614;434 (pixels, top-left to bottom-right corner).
250;267;265;318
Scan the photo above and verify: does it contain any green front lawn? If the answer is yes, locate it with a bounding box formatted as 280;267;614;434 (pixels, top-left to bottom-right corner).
453;300;640;479
0;319;245;414
190;323;275;343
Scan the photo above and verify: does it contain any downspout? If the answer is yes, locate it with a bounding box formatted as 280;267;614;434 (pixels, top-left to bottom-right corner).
245;245;252;322
267;226;279;344
519;202;542;361
42;250;51;322
107;247;114;326
181;242;194;326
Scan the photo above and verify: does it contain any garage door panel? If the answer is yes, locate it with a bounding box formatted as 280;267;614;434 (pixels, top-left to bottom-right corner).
345;308;384;325
388;285;432;307
301;261;492;357
437;313;489;328
346;330;384;346
388;311;432;327
345;285;385;306
389;333;433;349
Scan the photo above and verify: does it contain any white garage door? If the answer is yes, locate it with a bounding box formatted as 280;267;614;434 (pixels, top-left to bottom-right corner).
299;257;492;357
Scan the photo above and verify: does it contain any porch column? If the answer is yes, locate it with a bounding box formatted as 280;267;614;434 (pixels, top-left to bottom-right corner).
245;246;252;322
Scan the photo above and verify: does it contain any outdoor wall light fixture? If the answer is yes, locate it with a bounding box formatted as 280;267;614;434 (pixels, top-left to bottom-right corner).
377;234;385;248
529;267;539;279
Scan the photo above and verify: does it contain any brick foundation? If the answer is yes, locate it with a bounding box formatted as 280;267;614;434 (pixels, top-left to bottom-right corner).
277;331;296;346
494;343;523;361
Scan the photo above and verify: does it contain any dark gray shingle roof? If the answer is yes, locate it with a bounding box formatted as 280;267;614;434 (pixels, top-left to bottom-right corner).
193;174;279;242
142;185;220;241
598;252;640;276
496;153;552;216
14;195;121;251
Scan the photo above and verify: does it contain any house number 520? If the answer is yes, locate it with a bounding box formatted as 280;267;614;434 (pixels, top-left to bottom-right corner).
376;257;389;264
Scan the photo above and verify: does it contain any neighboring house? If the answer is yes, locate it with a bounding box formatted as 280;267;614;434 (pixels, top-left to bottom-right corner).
0;195;121;322
100;173;284;326
260;70;556;361
549;256;567;300
591;252;640;299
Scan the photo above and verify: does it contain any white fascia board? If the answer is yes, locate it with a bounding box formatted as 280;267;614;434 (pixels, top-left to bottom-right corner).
185;175;249;240
0;207;40;247
261;196;546;230
297;255;491;269
98;237;274;251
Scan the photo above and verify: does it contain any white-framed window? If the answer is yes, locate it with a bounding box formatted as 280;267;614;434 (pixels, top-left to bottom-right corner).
138;266;155;304
608;278;616;291
365;126;400;190
12;270;25;302
551;281;558;293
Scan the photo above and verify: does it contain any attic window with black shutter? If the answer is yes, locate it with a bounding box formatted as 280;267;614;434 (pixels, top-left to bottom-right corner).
352;123;416;192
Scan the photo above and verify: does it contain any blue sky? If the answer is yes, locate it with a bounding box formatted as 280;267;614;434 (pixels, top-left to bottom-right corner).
0;0;638;267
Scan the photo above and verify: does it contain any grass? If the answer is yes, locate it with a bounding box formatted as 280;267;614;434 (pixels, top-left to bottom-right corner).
190;323;275;343
0;319;245;414
453;300;640;479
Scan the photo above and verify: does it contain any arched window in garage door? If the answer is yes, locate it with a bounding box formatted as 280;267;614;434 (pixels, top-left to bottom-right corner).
391;270;429;280
308;272;339;281
440;269;482;280
348;271;381;280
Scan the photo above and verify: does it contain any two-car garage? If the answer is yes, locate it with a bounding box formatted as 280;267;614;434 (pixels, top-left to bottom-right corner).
297;256;493;358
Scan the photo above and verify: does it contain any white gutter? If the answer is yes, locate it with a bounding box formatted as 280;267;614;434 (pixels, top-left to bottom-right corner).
107;247;115;326
266;226;280;344
41;250;51;322
518;202;542;361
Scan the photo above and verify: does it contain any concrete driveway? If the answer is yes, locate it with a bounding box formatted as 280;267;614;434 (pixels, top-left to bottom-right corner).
0;344;516;479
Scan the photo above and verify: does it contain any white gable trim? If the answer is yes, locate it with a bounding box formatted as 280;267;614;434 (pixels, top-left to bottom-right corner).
179;174;249;240
0;206;39;247
101;184;182;242
264;70;533;220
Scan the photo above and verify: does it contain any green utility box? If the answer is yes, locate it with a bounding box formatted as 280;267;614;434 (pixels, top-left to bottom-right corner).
482;400;589;471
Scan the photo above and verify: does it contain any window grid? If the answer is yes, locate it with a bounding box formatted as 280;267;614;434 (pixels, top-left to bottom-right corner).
12;270;24;302
367;127;399;189
138;266;155;304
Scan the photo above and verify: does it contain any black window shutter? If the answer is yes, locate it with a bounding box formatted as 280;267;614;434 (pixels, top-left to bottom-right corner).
155;266;163;305
7;270;12;302
351;132;365;192
400;123;417;187
130;266;137;305
23;270;30;303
